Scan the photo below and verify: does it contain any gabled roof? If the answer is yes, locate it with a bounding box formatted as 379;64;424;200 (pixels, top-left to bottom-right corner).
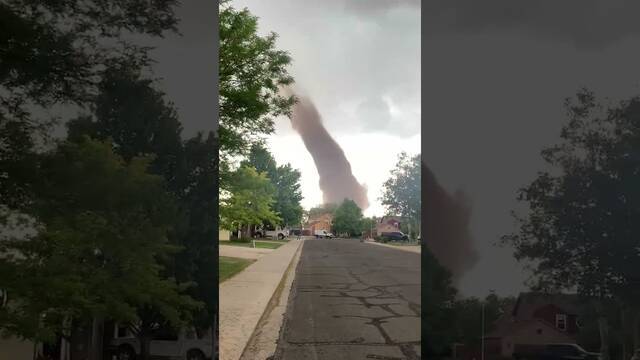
377;215;401;222
512;292;581;320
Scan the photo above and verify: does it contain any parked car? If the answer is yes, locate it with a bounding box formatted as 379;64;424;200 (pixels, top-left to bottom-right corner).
109;324;213;360
513;343;601;360
381;231;409;241
314;230;334;239
254;227;289;240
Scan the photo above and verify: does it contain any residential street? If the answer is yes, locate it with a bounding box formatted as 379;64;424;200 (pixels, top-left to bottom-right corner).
272;238;421;360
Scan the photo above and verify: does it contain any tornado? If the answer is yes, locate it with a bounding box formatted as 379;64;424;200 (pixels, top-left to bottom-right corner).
288;93;369;210
423;162;477;283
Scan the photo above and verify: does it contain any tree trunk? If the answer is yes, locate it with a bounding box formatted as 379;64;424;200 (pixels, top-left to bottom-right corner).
139;333;151;360
598;315;610;360
89;316;104;360
241;224;251;239
592;298;610;360
622;307;628;360
634;311;640;351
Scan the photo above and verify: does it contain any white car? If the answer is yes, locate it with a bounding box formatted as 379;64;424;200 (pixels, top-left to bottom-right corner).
110;325;213;360
314;230;334;239
255;227;289;240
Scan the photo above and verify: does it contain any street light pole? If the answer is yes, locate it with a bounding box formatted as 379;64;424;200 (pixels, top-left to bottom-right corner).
481;301;485;360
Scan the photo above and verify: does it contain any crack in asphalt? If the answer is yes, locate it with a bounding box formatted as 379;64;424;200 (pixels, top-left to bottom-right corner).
273;240;421;360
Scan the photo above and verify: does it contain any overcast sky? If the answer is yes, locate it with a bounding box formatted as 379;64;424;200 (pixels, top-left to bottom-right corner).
231;0;421;217
149;1;640;298
425;0;640;297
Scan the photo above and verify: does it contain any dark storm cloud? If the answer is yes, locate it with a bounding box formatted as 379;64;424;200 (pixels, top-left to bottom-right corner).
343;0;420;14
425;0;640;49
234;0;420;139
424;0;640;297
143;1;217;137
356;97;392;132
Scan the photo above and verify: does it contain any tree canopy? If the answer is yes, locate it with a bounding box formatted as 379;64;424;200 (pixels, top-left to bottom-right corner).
0;138;198;342
0;0;179;211
241;144;304;227
220;165;280;233
423;248;458;357
218;1;296;185
380;152;421;238
502;89;640;358
332;199;364;237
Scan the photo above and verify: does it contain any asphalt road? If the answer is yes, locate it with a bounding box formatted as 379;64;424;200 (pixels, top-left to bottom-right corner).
272;238;421;360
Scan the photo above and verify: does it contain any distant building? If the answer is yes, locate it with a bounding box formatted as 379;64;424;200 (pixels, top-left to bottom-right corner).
307;213;332;233
375;216;402;236
484;292;582;359
219;229;231;241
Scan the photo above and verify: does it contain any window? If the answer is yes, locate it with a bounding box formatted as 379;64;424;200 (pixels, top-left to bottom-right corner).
556;313;567;331
153;324;179;341
116;324;131;338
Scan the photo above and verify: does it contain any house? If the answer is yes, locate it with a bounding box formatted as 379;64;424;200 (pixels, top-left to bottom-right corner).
219;229;231;241
375;216;402;236
307;213;333;233
484;292;582;359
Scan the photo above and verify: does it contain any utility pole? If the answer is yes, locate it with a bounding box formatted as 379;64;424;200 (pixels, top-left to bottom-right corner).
481;301;485;360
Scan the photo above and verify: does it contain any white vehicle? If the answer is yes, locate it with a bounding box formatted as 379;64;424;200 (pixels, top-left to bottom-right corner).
314;230;334;239
255;227;289;240
110;324;213;360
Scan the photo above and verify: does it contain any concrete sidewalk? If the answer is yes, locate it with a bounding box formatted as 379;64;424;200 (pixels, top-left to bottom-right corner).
219;244;274;260
220;239;304;360
365;240;421;253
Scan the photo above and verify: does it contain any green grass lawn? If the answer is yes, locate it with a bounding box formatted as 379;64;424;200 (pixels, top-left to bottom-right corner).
219;256;255;283
220;240;284;249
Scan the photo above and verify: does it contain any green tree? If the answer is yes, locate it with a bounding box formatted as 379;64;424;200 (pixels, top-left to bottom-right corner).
361;217;377;238
502;89;640;359
451;294;516;349
242;144;304;227
332;199;364;237
66;67;219;333
0;138;199;349
220;165;280;238
273;164;304;227
423;248;458;357
0;0;178;211
67;63;184;189
308;203;338;220
380;152;421;239
242;143;277;180
218;1;296;189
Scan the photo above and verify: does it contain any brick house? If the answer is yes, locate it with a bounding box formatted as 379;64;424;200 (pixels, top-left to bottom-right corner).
307;213;333;233
375;216;402;236
484;292;582;359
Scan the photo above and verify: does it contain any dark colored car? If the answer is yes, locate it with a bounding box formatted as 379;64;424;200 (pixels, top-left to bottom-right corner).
513;343;601;360
381;231;409;241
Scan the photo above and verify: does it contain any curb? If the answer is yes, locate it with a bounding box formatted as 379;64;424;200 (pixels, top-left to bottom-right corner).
239;239;304;360
219;239;303;360
365;240;421;254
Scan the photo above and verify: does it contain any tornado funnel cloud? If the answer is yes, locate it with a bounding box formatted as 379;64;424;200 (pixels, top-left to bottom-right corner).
288;94;369;210
423;162;477;283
